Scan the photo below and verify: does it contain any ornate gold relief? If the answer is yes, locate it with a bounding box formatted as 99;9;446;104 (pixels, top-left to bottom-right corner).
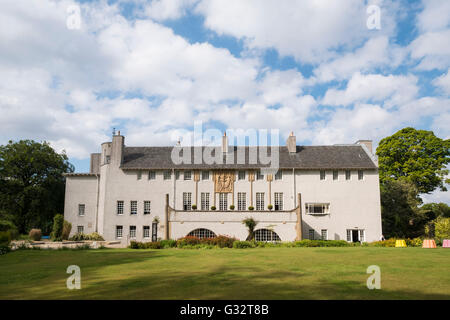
214;170;235;193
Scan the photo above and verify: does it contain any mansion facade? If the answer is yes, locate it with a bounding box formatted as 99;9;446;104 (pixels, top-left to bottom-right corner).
63;132;382;244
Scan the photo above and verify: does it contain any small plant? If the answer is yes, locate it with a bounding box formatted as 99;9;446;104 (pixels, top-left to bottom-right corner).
267;204;273;210
211;206;216;211
50;214;64;241
233;241;255;249
248;206;254;211
160;239;177;248
230;205;235;210
242;217;257;241
62;220;72;240
29;229;42;241
192;204;197;210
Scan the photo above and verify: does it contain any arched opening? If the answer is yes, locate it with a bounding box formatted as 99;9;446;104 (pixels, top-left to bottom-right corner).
187;228;216;239
254;229;281;242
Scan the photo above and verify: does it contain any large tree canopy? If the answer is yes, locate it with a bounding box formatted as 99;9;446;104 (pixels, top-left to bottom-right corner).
376;127;450;194
0;140;74;234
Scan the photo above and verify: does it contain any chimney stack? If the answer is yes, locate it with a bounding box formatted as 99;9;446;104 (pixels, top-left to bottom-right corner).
111;131;125;166
222;132;228;153
356;140;373;154
286;131;296;153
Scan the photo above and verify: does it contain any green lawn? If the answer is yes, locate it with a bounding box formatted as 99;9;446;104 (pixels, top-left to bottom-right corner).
1;247;449;299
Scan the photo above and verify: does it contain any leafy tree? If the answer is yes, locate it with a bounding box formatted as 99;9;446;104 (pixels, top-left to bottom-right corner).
380;179;428;238
420;202;450;219
243;217;257;241
0;140;73;234
376;127;450;194
51;214;64;241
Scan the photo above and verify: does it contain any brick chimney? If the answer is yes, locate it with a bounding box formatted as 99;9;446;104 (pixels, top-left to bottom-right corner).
356;140;373;154
222;132;228;153
286;131;296;153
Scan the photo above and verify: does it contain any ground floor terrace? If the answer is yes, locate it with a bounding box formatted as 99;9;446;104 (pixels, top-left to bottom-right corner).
0;247;449;299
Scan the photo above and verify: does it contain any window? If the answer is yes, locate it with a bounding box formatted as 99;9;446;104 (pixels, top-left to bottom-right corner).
184;171;192;180
347;229;352;242
305;203;330;215
148;171;156;180
78;204;85;216
256;192;265;211
116;226;123;239
187;228;216;239
256;170;264;180
309;229;315;240
237;192;246;211
219;193;228;211
345;170;351;180
175;171;180;180
275;170;282;180
129;226;136;238
183;192;192;211
137;171;142;180
238;170;246;180
201;192;210;210
143;226;150;238
164;170;172;180
358;170;364;180
117;201;124;215
201;171;210;180
130;201;137;215
333;170;338;181
321;229;328;240
255;229;281;242
105;155;110;164
359;230;365;242
144;201;151;214
320;170;326;180
274;193;283;210
77;226;84;234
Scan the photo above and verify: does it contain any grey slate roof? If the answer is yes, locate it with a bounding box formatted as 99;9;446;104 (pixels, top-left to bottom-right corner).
120;145;377;170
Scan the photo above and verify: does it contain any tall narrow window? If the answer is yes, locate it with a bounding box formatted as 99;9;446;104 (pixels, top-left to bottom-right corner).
333;170;338;181
143;226;150;238
201;171;210;180
130;201;137;215
358;170;364;180
219;193;228;211
144;201;151;214
275;170;282;180
320;170;326;180
148;171;156;180
359;230;365;242
321;229;328;240
346;229;352;242
137;171;142;180
238;170;246;180
183;192;192;211
274;192;283;210
237;192;246;211
256;192;265;210
164;170;172;180
184;171;192;180
77;226;84;234
345;170;351;180
117;201;124;215
105;155;110;164
78;204;85;216
116;226;123;239
256;170;264;180
129;226;136;238
309;229;315;240
201;193;210;210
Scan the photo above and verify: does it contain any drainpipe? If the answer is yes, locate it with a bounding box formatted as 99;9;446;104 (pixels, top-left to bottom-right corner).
95;173;100;233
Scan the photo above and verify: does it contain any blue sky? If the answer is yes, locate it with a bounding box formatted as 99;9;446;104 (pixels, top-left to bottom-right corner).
0;0;449;203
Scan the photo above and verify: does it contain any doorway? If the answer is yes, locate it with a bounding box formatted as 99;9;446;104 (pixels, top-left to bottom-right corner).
352;230;359;242
152;222;158;242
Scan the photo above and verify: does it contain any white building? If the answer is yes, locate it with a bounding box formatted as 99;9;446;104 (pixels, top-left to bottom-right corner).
63;132;382;244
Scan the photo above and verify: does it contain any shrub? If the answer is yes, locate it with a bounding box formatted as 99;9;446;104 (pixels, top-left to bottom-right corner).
62;221;72;240
29;229;42;241
242;217;257;240
0;231;11;255
368;238;397;247
230;205;235;210
248;206;254;211
160;239;177;248
211;206;216;210
204;235;237;248
406;237;423;247
87;232;105;241
177;236;201;247
267;204;273;210
233;241;255;248
50;214;64;241
434;217;450;241
192;204;197;210
129;241;161;249
69;232;104;241
0;220;19;240
293;240;350;247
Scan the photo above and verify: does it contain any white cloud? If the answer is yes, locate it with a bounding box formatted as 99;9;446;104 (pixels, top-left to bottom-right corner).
322;72;418;107
416;0;450;32
433;69;450;96
196;0;398;63
145;0;198;21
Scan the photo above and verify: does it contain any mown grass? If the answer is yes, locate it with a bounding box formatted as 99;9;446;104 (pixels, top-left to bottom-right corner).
0;247;449;299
